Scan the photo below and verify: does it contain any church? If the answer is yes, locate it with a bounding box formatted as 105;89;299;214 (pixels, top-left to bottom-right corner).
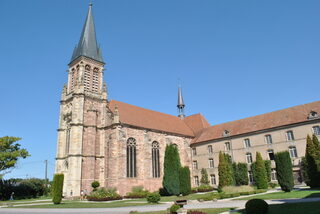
55;5;320;197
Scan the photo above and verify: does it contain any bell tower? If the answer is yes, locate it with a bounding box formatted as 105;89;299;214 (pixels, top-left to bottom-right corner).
55;4;111;197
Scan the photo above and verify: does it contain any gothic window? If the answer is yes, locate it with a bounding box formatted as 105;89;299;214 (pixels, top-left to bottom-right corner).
244;138;251;148
70;69;75;90
127;138;137;178
265;134;273;144
65;128;71;155
84;64;91;91
289;146;298;158
152;141;160;178
312;126;320;135
92;68;99;93
246;153;253;164
208;145;213;154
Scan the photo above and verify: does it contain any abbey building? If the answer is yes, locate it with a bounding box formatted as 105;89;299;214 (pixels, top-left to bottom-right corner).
55;5;320;197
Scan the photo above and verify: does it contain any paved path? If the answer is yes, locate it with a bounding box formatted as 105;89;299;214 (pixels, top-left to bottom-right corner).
1;197;320;214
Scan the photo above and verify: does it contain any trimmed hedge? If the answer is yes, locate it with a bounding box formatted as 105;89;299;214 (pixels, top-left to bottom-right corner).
274;151;294;192
52;174;64;204
245;199;268;214
146;192;161;203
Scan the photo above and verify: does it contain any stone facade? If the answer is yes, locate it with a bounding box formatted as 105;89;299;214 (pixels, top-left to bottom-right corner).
55;5;320;197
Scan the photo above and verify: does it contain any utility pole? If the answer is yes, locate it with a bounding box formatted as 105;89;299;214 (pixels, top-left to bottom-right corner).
44;160;48;187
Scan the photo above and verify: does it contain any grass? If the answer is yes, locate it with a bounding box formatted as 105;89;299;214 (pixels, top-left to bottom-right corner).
133;208;233;214
233;201;320;214
160;192;216;202
237;189;320;200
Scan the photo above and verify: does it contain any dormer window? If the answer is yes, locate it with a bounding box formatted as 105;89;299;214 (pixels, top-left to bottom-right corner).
308;111;318;120
223;130;230;137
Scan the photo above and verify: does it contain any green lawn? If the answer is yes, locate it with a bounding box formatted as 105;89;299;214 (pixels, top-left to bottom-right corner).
14;200;152;208
160;192;216;202
134;208;233;214
233;201;320;214
238;189;320;200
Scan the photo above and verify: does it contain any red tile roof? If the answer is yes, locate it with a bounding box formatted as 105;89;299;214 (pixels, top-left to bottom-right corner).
192;101;320;144
184;113;210;136
109;100;195;137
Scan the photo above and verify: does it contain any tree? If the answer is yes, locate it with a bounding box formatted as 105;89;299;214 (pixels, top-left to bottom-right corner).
264;160;271;182
236;163;249;185
218;152;233;190
52;174;64;204
300;157;310;186
91;181;100;191
179;166;191;196
200;168;209;185
274;151;294;192
305;135;320;187
224;153;235;185
254;152;268;189
162;144;181;195
0;136;30;176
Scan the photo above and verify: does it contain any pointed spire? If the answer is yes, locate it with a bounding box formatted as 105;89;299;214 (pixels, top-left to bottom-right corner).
70;3;104;64
177;86;185;118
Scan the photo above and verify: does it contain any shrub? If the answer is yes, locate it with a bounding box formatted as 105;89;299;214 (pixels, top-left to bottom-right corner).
146;192;161;203
240;191;250;195
268;182;277;188
52;174;64;204
159;187;170;196
163;144;181;196
221;185;254;194
91;181;100;191
200;168;209;185
253;152;268;189
305;135;320;188
245;199;268;214
264;160;271;182
274;151;294;192
87;187;122;201
179;166;191;196
197;185;214;192
191;187;198;193
218;152;234;190
170;204;180;214
235;163;249;185
126;186;150;198
187;211;207;214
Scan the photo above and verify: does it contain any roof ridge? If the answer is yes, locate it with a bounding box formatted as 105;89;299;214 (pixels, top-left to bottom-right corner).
210;100;320;127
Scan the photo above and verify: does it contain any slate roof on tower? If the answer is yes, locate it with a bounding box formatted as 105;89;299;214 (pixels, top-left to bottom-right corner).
70;4;104;64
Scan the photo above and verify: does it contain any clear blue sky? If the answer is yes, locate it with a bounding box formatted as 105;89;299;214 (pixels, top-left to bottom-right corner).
1;0;319;180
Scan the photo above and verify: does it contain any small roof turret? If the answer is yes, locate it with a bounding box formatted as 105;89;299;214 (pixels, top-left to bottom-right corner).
177;86;185;118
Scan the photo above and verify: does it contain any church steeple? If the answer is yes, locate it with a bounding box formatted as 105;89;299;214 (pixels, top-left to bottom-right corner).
177;86;185;118
70;3;103;64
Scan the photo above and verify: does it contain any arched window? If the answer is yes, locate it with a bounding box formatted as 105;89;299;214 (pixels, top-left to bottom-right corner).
127;138;137;177
152;141;160;178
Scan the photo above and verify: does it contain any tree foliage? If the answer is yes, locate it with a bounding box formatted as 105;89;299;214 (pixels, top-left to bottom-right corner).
162;144;181;196
264;160;271;182
52;174;64;204
179;166;191;196
235;163;249;185
0;136;30;175
218;152;233;190
200;168;209;185
274;151;294;192
253;152;268;189
304;134;320;187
